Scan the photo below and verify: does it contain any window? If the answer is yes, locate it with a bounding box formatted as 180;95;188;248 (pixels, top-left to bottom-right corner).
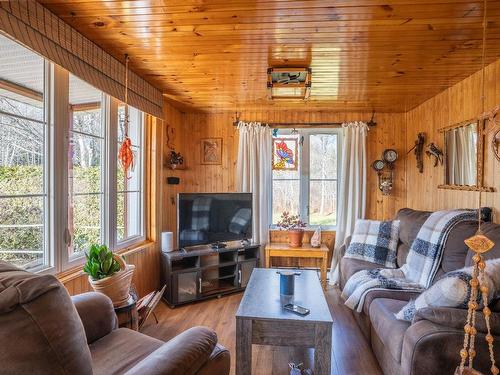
0;35;147;272
272;129;340;228
116;103;144;245
0;34;48;270
68;74;105;259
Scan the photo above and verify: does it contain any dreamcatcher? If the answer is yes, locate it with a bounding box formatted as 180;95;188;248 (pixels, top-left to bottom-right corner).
118;55;135;179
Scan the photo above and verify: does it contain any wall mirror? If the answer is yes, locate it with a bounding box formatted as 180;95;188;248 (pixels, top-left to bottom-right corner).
439;119;494;192
444;121;477;185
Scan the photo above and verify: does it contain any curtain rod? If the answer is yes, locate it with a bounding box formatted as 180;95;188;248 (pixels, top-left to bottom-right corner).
232;121;344;127
232;120;376;127
232;111;377;127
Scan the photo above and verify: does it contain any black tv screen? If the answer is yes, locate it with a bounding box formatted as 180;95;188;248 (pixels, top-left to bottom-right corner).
177;193;253;248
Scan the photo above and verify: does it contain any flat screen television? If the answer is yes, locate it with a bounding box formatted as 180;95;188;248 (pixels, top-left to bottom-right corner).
177;193;253;248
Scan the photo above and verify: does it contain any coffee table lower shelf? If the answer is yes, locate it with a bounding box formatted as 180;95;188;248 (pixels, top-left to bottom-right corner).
236;317;332;375
235;268;333;375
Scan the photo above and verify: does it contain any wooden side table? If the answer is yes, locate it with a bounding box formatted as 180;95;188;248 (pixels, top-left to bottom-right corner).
114;295;139;331
264;242;329;290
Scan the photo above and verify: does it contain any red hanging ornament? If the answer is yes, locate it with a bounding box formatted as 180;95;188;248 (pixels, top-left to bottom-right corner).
118;55;134;179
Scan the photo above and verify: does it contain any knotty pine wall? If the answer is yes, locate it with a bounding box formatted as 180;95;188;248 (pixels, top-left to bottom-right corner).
161;109;407;266
405;59;500;222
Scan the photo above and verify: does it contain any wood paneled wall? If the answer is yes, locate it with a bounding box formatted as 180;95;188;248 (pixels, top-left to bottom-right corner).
160;109;407;264
405;59;500;221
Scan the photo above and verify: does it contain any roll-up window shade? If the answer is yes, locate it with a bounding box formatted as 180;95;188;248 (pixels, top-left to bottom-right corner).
0;1;164;119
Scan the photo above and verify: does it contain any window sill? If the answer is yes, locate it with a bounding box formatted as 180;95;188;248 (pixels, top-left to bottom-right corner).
269;227;336;232
57;240;156;284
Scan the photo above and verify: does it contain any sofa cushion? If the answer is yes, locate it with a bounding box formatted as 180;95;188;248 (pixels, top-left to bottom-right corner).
90;328;163;375
362;289;420;316
339;257;380;289
0;261;93;375
369;298;410;363
440;220;479;273
344;219;400;268
395;208;432;267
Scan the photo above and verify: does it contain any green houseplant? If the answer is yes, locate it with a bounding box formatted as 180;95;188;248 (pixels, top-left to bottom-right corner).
83;244;135;307
276;212;307;248
84;244;121;280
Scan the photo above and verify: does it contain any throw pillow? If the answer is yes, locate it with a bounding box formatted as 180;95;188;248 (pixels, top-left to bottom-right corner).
395;258;500;321
344;219;400;268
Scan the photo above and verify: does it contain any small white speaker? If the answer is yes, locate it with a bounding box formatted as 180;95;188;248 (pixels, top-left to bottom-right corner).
161;232;174;252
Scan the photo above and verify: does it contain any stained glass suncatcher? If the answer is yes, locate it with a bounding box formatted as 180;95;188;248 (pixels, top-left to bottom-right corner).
272;137;298;170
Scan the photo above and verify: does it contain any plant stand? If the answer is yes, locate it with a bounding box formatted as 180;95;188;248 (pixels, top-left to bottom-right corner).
114;294;139;331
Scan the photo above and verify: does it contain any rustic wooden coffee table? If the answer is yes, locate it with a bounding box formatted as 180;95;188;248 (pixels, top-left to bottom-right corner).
235;268;333;375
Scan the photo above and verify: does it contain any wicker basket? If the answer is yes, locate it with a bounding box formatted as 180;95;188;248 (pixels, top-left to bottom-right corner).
89;255;135;308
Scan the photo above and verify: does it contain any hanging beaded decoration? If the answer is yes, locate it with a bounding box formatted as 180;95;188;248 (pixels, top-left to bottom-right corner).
118;55;135;179
457;1;497;374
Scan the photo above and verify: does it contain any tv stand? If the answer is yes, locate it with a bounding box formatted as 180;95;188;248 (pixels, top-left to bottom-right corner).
161;243;260;307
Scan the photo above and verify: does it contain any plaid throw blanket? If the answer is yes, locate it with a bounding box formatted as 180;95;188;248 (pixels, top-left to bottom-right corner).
342;209;477;312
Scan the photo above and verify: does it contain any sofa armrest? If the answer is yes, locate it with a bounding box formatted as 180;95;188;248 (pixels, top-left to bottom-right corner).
338;235;352;258
195;344;230;375
71;292;118;344
413;307;500;335
124;326;222;375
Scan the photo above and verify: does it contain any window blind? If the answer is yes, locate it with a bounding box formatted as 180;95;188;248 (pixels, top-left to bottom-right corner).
0;1;164;119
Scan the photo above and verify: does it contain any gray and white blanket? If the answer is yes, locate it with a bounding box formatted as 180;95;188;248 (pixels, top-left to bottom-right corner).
341;209;477;312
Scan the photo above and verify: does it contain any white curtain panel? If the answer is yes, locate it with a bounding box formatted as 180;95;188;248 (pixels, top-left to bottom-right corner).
447;124;477;185
236;121;272;262
330;121;369;284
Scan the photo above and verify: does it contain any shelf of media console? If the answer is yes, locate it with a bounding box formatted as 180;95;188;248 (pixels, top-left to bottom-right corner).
160;242;260;307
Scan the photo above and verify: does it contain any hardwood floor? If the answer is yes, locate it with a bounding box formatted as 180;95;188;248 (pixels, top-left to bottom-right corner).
142;286;382;375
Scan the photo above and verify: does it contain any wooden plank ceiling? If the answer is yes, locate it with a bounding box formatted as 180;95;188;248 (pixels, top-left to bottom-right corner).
38;0;500;113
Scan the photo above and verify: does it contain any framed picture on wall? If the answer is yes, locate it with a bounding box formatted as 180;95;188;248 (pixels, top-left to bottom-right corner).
201;138;223;165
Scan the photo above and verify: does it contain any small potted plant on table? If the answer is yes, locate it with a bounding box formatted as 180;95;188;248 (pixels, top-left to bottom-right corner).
83;244;135;307
277;211;307;248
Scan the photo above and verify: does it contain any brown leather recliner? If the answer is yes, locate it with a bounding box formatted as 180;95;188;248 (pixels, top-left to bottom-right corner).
0;261;230;375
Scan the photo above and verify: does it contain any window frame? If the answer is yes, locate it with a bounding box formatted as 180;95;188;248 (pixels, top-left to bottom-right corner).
109;98;146;252
271;128;342;230
0;36;148;274
0;59;52;273
66;80;108;266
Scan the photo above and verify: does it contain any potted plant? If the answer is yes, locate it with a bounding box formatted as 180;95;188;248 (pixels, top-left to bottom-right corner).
168;150;184;169
276;211;307;248
83;244;135;307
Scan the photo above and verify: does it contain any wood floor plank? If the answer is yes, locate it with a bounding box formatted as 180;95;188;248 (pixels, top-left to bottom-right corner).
142;287;382;375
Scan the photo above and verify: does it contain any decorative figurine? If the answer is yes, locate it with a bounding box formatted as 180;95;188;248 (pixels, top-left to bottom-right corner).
426;143;443;167
310;226;321;248
407;132;426;173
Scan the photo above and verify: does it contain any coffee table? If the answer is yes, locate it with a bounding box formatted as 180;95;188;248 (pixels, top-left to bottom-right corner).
235;268;333;375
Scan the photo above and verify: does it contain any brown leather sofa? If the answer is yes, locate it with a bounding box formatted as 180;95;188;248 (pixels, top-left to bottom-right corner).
0;261;230;375
339;208;500;375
